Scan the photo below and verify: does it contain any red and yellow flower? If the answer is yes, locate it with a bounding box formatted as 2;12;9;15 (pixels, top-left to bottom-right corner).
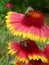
9;43;49;65
5;10;49;43
8;40;48;63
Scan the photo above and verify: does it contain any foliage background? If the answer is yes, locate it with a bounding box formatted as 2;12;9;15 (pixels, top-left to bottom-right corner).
0;0;49;65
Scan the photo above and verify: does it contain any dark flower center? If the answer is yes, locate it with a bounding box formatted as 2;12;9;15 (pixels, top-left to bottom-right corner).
20;40;39;53
22;10;44;28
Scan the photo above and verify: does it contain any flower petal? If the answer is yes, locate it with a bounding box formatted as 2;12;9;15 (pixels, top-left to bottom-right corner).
43;44;49;61
8;42;20;55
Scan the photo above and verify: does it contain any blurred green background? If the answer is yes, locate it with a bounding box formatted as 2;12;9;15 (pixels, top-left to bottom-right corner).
0;0;49;65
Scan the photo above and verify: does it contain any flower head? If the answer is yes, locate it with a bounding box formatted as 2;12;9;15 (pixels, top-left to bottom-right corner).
5;10;49;43
8;40;48;63
6;3;13;9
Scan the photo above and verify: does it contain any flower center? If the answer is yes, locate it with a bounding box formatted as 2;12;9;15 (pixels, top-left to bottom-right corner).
29;11;40;18
23;10;44;28
20;40;39;53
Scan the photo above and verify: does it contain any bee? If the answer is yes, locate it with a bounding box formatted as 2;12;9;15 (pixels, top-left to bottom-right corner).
25;6;34;16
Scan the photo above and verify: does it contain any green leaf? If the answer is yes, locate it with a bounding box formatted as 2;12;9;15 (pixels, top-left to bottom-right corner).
9;59;17;65
0;61;2;65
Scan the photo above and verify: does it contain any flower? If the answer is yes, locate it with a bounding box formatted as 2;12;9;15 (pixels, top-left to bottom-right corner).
8;40;48;63
5;10;49;43
6;3;13;9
